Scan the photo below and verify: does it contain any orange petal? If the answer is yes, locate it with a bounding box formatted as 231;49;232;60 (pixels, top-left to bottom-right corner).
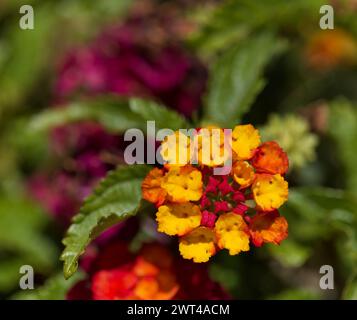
142;168;167;206
249;210;288;247
251;141;289;175
133;257;159;277
232;160;255;189
134;277;160;300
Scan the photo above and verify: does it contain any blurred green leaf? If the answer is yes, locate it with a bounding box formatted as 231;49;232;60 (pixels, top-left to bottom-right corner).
29;97;144;133
281;186;357;276
0;0;134;123
0;4;56;118
0;144;23;196
0;258;27;293
202;32;286;127
55;0;133;35
269;288;320;300
0;198;57;265
129;98;190;130
0;1;37;19
30;97;190;134
0;197;58;292
60;165;150;279
12;272;84;300
328;100;357;193
3;117;49;172
342;273;357;300
269;239;312;268
190;0;323;56
282;187;355;240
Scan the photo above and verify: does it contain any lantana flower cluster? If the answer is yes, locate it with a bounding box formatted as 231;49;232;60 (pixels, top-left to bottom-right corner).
142;125;289;263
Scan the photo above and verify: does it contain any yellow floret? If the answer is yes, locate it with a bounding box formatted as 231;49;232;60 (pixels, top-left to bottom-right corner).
214;213;250;255
179;227;216;263
193;127;230;167
252;174;289;211
160;131;191;166
156;203;201;236
161;166;203;202
232;124;261;160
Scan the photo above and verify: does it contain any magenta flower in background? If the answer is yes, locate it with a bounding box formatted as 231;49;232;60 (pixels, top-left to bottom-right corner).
55;16;207;117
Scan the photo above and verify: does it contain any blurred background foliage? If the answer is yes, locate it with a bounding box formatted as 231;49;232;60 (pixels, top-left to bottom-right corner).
0;0;357;300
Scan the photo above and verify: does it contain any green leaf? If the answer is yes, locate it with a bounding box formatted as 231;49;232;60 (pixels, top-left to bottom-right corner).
0;3;56;119
129;98;190;131
0;0;134;119
29;96;144;133
0;197;58;292
269;289;320;300
202;32;286;127
328;100;357;193
12;272;84;300
0;198;58;270
60;165;151;279
190;0;324;56
0;258;28;293
268;239;311;268
0;0;37;19
30;97;190;134
342;273;357;300
281;187;357;243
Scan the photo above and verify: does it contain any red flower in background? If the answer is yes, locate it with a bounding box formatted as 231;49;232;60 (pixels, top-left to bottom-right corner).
67;242;229;300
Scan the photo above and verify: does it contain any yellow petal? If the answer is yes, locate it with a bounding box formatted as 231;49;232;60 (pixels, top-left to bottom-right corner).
193;127;230;167
160;131;191;166
161;166;203;202
232;124;261;160
252;174;288;211
156;203;201;236
214;213;250;255
179;227;216;263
